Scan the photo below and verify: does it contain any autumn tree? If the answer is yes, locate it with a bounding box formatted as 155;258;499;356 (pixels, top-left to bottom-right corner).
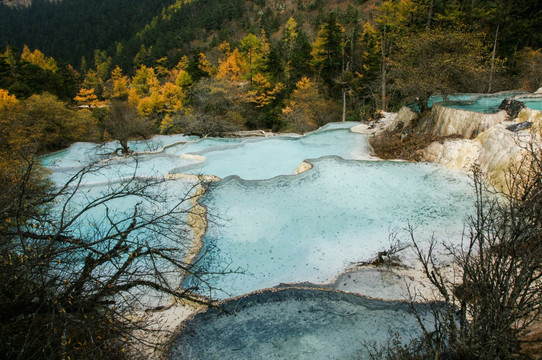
239;33;268;86
21;45;59;73
390;28;493;113
0;88;18;110
160;82;185;114
103;101;153;154
187;52;214;81
12;93;96;152
282;17;299;80
74;87;100;108
0;89;29;211
175;69;193;88
131;65;160;99
245;73;284;109
281;77;340;133
81;50;113;98
129;65;162;117
0;47;79;101
515;47;542;91
216;48;247;82
105;66;130;101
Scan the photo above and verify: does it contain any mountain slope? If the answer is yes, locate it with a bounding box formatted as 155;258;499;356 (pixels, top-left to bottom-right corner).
0;0;176;66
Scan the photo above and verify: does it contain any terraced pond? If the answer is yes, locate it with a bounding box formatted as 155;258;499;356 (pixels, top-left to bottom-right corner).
42;122;475;358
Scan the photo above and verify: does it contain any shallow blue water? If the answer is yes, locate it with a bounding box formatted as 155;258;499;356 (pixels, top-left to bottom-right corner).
42;123;476;302
443;92;531;113
427;93;479;108
446;95;507;113
169;289;436;360
521;99;542;111
173;128;370;180
187;157;474;299
42;124;371;184
408;94;479;112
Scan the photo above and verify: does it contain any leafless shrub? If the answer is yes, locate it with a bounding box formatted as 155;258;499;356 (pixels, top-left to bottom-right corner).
0;156;231;359
407;159;542;360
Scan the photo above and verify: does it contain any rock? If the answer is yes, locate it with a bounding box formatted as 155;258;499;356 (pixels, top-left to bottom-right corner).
422;122;535;193
424;104;507;139
294;161;313;175
387;106;419;132
518;108;542;124
422;139;481;171
535;87;542;94
351;112;397;135
499;98;526;119
506;121;532;132
477;125;533;192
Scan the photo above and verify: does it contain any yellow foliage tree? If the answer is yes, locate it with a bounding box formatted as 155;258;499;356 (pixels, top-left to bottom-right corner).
105;66;130;100
155;57;170;78
0;89;19;110
136;81;186;117
175;55;190;71
160;82;185;113
21;45;59;73
132;65;160;98
281;77;339;132
283;17;298;59
159;114;175;134
83;69;104;98
137;90;163;117
175;70;193;88
239;33;269;86
74;88;100;108
246;73;284;108
198;52;216;77
218;41;231;57
216;48;247;82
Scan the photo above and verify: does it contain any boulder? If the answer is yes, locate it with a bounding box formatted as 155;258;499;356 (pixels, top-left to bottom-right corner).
387;106;419;132
499;98;526;119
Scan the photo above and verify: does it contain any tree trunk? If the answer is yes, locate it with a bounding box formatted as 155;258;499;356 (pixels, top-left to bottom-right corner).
342;88;346;122
427;0;434;31
488;25;499;93
381;28;388;112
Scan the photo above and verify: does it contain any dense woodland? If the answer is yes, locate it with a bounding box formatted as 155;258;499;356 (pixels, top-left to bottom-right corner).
1;0;542;359
1;0;542;141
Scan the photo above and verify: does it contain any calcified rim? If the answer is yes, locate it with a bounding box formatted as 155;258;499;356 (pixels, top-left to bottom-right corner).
181;286;430;320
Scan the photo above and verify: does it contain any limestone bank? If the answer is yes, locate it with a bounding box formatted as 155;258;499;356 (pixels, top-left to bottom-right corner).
358;93;542;192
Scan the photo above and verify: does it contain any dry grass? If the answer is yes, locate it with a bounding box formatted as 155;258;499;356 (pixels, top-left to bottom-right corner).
368;130;461;161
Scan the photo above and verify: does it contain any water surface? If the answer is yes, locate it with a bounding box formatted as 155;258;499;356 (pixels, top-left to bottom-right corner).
169;288;435;360
188;157;474;299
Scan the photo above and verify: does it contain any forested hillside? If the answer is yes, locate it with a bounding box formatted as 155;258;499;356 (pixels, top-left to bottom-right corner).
0;0;176;66
2;0;542;135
